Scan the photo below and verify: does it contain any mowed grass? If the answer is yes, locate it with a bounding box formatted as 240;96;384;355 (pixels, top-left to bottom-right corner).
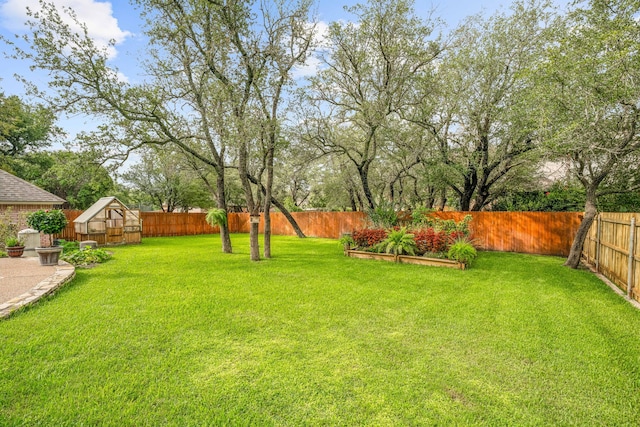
1;234;640;425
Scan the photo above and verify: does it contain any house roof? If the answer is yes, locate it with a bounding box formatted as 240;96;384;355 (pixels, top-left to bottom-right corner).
0;169;66;205
74;196;123;224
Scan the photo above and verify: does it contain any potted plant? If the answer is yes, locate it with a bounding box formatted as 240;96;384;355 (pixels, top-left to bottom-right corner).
26;209;68;266
4;237;25;258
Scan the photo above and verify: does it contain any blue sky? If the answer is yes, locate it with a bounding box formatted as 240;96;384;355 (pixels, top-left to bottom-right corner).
0;0;554;141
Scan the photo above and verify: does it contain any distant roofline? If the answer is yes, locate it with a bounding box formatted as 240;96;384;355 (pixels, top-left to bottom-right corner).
0;201;65;205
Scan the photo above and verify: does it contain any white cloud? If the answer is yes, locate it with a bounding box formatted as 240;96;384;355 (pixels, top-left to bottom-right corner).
292;21;330;79
115;70;129;84
313;20;331;49
0;0;131;59
292;55;323;80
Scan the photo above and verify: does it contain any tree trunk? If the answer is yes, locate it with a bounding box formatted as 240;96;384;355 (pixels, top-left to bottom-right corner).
471;188;490;212
263;144;274;258
246;173;306;238
249;220;260;261
239;144;260;261
348;187;358;212
358;165;376;210
564;188;598;269
459;194;472;212
457;169;478;211
272;197;306;238
216;172;233;253
437;188;447;211
263;204;271;258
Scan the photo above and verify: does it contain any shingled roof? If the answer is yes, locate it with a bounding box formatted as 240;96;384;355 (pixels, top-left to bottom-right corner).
0;169;66;205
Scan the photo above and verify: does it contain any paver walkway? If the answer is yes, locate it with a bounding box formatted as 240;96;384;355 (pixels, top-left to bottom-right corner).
0;257;75;319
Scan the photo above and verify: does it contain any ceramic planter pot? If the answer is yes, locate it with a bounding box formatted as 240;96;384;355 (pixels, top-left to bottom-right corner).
6;246;25;258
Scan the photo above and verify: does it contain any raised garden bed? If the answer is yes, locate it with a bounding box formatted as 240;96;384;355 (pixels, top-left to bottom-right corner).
345;249;465;270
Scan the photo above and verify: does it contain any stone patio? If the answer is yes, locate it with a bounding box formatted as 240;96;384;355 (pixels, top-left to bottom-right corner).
0;257;75;319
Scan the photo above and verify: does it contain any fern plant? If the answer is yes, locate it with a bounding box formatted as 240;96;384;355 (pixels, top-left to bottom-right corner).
376;227;417;256
205;208;228;228
447;238;478;266
338;234;355;250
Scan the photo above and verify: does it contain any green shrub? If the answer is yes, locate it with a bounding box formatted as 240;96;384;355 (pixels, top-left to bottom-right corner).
367;204;398;228
411;207;434;227
0;208;20;248
447;239;478;266
26;209;68;246
338;234;355;249
62;248;112;267
456;215;473;236
59;239;80;253
0;250;6;258
376;227;417;256
490;183;585;212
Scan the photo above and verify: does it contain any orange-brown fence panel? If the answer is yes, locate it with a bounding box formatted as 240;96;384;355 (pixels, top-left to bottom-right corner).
60;210;218;240
61;209;581;257
428;211;582;257
140;212;218;237
227;212;368;239
57;210;82;241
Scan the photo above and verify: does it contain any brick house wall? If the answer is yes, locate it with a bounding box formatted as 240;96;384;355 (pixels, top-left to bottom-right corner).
0;204;62;247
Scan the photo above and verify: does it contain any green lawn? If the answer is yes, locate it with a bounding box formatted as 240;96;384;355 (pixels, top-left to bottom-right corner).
1;234;640;425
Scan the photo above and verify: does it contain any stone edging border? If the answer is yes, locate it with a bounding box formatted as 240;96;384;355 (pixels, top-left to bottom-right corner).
0;261;76;319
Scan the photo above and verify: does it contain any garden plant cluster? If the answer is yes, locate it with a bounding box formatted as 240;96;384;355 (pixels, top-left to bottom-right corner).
347;213;478;266
58;240;112;268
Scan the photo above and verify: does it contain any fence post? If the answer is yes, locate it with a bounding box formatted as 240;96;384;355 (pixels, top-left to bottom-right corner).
627;217;636;299
585;222;591;264
596;215;602;272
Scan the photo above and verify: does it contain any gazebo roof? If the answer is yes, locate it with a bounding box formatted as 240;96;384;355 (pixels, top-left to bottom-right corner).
0;169;66;205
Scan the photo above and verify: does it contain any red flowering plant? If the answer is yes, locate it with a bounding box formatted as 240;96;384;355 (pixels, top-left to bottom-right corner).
351;228;388;250
413;228;449;255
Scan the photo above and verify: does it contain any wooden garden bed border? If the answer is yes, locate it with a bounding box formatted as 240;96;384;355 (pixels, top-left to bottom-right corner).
344;249;465;270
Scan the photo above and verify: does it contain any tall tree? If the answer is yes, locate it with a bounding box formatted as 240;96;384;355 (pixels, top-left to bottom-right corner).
120;146;213;212
302;0;440;210
408;0;551;211
8;0;313;259
0;93;58;158
36;150;115;209
535;0;640;268
249;0;314;257
139;0;313;260
3;150;114;209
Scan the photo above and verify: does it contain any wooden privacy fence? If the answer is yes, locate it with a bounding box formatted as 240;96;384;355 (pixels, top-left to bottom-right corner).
582;213;640;303
57;210;82;241
57;210;219;240
141;212;219;237
428;211;582;257
58;210;581;257
227;211;368;240
227;211;581;256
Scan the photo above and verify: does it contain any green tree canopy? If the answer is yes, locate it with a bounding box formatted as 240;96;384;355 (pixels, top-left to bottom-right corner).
0;93;58;157
534;0;640;267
